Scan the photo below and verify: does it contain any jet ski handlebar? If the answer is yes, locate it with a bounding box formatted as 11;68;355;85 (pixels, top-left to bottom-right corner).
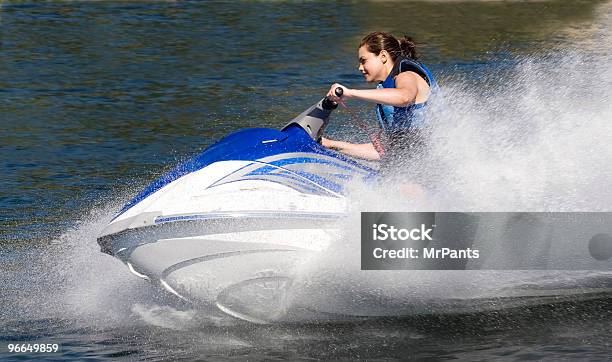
321;87;344;110
282;87;344;140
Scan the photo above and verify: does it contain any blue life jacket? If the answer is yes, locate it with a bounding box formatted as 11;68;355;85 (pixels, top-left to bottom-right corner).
375;58;437;134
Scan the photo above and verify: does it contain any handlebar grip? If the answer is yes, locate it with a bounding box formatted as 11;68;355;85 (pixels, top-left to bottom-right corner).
321;97;338;110
321;86;344;110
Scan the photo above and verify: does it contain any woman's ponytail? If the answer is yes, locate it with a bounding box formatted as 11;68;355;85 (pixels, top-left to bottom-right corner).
360;32;419;61
398;35;418;60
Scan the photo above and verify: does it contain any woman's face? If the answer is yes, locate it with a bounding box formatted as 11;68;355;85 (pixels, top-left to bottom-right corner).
358;45;388;83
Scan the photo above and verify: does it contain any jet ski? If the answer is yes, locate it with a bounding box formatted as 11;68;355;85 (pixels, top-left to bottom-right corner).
97;90;378;323
98;91;612;323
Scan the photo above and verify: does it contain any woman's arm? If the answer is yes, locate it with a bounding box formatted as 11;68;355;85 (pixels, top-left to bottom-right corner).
327;72;420;107
321;138;381;161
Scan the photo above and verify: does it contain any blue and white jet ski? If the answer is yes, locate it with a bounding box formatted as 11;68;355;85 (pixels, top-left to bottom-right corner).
97;92;377;323
98;91;612;324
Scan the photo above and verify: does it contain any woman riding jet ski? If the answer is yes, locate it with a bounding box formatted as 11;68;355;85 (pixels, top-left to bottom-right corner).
97;36;610;322
322;32;437;170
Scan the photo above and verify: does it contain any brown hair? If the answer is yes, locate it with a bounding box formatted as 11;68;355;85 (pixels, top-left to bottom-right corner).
359;32;418;61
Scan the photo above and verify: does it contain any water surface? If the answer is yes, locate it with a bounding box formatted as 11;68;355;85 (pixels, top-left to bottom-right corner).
1;0;611;360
